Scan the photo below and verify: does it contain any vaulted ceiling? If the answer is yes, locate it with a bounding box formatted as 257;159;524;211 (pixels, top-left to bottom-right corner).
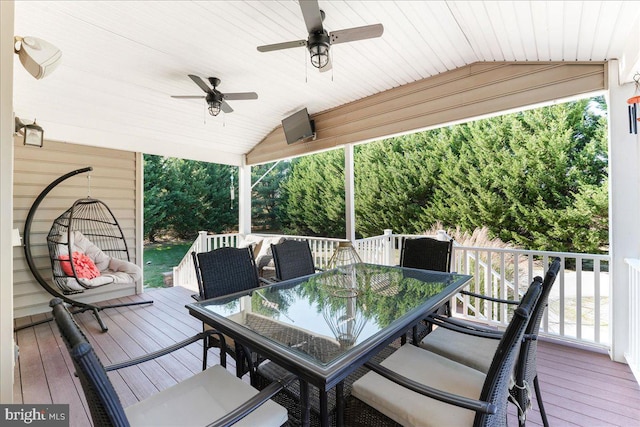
12;1;640;166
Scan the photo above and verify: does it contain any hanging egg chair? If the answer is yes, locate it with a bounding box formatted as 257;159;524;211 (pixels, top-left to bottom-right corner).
21;167;152;332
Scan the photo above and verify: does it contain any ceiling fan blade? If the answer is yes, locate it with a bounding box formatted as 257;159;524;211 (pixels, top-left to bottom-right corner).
220;100;234;114
223;92;258;101
188;74;212;93
299;0;324;33
257;40;307;52
171;95;205;99
329;23;384;45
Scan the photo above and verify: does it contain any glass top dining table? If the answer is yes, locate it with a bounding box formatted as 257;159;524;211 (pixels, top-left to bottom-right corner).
186;263;472;427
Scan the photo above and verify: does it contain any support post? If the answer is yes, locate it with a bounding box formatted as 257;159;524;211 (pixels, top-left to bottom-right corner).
608;59;640;362
345;144;356;242
383;229;393;266
239;156;252;236
0;0;15;403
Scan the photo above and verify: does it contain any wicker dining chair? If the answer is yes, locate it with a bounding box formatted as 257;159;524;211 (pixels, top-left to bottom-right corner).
420;257;561;427
271;239;321;281
399;237;454;272
399;237;455;342
348;277;543;427
192;246;269;379
50;297;290;427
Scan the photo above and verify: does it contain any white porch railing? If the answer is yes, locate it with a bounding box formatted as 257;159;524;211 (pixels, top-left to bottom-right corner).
173;230;611;351
625;258;640;384
172;232;346;290
172;231;241;289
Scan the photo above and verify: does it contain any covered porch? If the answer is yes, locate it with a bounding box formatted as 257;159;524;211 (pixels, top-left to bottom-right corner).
2;1;640;422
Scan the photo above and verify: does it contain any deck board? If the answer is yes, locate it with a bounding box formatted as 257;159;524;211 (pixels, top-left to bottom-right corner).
13;286;640;427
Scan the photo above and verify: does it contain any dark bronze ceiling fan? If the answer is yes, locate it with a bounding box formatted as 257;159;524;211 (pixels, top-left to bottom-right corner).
257;0;384;72
171;74;258;116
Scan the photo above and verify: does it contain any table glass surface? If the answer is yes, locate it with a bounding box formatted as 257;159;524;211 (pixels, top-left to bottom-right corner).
192;263;471;367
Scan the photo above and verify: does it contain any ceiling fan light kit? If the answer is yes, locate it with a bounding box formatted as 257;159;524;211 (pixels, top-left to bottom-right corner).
308;31;331;69
207;99;222;117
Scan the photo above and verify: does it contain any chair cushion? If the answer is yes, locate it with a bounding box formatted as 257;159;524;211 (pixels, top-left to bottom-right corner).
240;234;264;258
107;257;143;281
255;236;285;269
68;230;112;271
419;326;499;373
352;344;486;427
124;364;287;427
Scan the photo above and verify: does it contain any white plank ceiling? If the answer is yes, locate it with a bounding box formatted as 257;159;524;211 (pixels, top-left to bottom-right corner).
12;1;640;165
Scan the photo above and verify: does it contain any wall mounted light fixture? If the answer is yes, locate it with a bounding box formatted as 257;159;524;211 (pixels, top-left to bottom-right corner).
15;117;44;147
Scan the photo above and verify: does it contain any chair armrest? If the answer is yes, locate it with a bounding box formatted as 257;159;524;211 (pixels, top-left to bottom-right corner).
207;373;296;427
459;290;519;305
428;314;503;334
191;293;201;301
259;277;277;285
105;330;226;371
426;315;503;339
363;361;496;415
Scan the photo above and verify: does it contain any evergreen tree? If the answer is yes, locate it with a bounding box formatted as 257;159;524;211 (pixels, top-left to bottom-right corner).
251;161;290;232
143;156;238;240
143;154;170;242
280;150;346;238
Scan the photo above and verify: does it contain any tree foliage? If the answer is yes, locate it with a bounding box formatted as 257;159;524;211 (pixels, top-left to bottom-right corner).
144;97;609;254
252;161;290;232
279;150;346;238
143;155;237;241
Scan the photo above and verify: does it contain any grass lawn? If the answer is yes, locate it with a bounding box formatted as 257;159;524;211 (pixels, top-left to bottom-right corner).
143;242;191;288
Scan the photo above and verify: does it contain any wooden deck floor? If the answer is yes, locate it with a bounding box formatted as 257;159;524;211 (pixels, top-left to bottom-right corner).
13;286;640;427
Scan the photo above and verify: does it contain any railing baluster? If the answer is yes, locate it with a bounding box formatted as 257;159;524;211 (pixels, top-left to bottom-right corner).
576;256;583;340
594;258;601;343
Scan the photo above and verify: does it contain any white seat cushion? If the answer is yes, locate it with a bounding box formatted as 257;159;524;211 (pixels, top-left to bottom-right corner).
419;327;499;373
352;344;486;427
125;364;287;427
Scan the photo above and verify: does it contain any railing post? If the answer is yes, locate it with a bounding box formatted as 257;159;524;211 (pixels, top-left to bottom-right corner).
383;229;393;266
198;230;208;252
172;265;179;289
436;229;448;241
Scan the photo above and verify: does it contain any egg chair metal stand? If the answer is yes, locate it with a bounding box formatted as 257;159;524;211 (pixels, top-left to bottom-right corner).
18;166;153;333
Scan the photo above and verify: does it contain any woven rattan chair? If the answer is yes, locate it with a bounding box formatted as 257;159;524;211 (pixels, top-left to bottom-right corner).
271;239;321;281
192;246;268;379
50;297;290;427
399;237;454;272
399;237;454;342
348;277;543;427
420;257;561;427
192;246;264;300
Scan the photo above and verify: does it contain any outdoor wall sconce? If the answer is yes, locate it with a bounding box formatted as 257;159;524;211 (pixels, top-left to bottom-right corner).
15;117;44;147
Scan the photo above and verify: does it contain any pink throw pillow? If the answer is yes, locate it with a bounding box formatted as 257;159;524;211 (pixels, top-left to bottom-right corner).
59;252;101;279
